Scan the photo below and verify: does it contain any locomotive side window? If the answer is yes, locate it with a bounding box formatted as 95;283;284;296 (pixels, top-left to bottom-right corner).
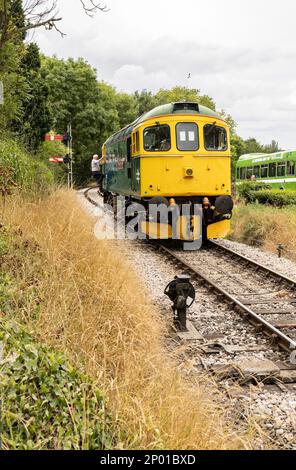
240;167;246;179
269;163;276;177
247;167;253;179
204;124;227;151
261;165;268;178
176;123;199;151
287;161;295;176
143;125;171;152
135;131;140;153
277;162;285;177
254;165;260;178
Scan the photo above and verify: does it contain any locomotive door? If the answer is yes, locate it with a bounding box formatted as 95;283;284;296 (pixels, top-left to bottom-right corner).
131;158;140;193
126;136;132;180
130;131;141;193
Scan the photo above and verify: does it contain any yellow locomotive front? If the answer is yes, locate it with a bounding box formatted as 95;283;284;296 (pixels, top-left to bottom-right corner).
101;102;233;245
130;102;233;241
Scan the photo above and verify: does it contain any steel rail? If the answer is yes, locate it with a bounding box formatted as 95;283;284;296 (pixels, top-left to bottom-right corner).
84;187;101;207
208;239;296;289
83;187;296;355
158;244;296;355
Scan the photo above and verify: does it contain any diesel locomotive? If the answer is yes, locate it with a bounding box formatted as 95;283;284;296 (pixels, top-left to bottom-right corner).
100;102;233;244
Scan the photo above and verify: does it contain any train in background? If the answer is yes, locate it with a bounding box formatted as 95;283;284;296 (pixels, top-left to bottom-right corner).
100;102;234;245
236;151;296;190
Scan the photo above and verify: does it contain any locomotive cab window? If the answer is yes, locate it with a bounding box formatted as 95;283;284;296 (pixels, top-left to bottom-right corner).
204;124;227;151
143;124;171;152
176;123;199;151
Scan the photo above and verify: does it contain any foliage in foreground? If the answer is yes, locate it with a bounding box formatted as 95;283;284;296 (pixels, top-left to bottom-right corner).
1;191;247;449
0;319;113;450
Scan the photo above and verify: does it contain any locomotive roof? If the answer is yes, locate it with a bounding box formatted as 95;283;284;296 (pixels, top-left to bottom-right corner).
136;102;221;124
104;102;222;145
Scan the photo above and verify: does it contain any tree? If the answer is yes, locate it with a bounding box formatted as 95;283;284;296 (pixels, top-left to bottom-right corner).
220;109;237;135
115;92;139;128
230;134;246;174
154;86;216;110
12;43;52;149
0;1;28;130
242;138;264;154
264;140;281;154
41;57;119;182
134;89;156;116
0;0;108;51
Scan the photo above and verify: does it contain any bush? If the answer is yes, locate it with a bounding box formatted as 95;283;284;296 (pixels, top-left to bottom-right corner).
0;137;54;196
248;190;296;207
237;181;296;206
0;318;114;450
237;181;271;201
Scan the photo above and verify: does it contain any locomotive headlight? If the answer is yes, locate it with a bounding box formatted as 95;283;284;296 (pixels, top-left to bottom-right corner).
184;167;194;178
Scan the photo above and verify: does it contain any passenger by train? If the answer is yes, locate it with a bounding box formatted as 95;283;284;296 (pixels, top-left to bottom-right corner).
91;154;103;185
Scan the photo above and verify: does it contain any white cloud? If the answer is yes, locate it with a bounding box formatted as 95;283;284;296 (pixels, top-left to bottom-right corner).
34;0;296;148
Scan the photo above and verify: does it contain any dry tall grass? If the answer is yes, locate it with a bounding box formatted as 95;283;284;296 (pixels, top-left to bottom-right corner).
3;190;247;449
231;204;296;259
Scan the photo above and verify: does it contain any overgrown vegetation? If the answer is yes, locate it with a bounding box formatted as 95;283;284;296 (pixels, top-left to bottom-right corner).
230;204;296;257
0;190;248;449
0;137;54;198
0;319;113;450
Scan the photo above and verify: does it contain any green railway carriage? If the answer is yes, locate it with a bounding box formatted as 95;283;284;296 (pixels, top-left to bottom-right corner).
236;151;296;190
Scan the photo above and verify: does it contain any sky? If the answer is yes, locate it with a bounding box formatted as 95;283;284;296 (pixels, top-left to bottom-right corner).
34;0;296;149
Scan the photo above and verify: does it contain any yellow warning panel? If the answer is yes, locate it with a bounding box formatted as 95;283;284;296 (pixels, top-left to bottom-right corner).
176;215;201;241
141;222;172;239
207;220;231;239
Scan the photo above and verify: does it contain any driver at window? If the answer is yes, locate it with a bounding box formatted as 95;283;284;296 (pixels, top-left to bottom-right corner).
160;139;170;151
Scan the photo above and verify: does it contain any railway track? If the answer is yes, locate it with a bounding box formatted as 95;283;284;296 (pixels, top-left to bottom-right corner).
83;187;296;364
82;187;296;446
157;242;296;362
